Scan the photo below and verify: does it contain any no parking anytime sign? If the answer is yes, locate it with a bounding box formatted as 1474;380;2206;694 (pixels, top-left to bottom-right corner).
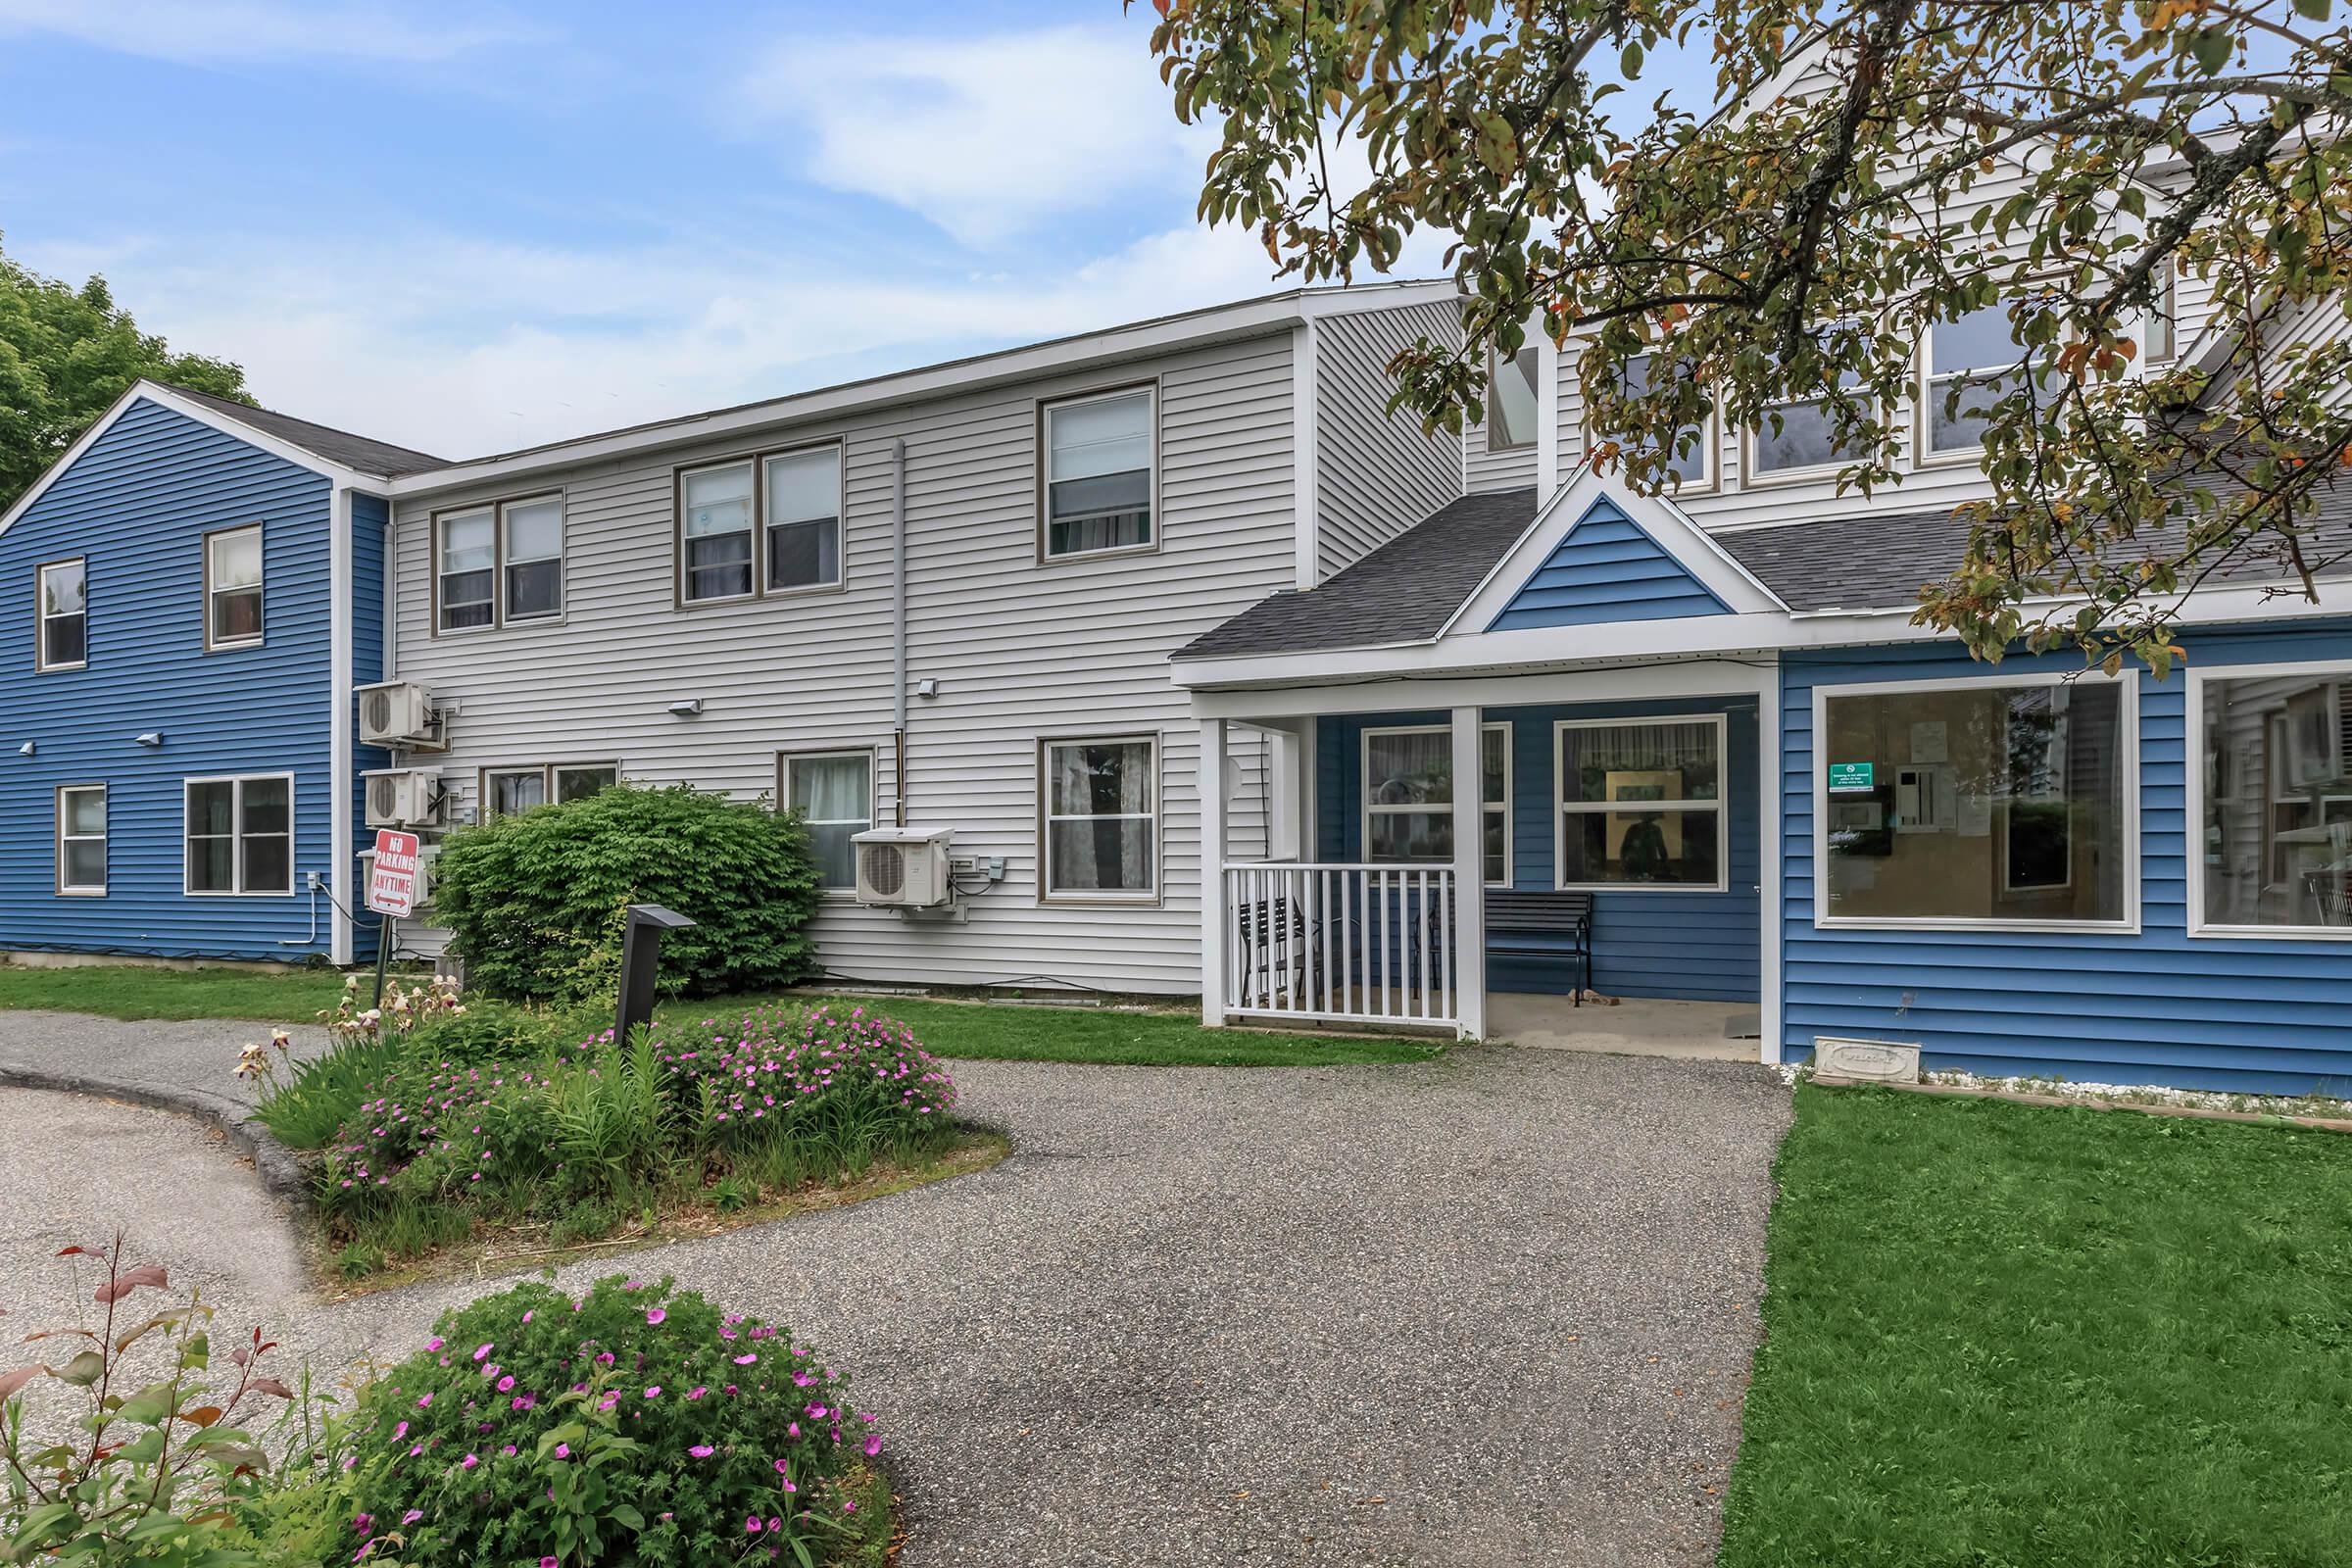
368;829;421;918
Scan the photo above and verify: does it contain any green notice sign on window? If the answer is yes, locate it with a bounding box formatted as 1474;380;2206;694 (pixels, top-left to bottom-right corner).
1827;761;1875;794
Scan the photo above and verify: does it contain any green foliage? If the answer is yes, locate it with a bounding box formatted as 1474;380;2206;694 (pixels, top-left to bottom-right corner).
1721;1083;2352;1566
252;1032;404;1152
430;785;822;1004
0;961;352;1024
0;235;250;511
344;1276;880;1567
1150;2;2352;668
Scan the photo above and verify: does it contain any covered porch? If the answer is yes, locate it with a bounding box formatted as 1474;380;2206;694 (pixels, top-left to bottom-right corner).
1196;659;1783;1059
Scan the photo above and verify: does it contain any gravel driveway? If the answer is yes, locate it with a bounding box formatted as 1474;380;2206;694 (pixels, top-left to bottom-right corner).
0;1029;1789;1567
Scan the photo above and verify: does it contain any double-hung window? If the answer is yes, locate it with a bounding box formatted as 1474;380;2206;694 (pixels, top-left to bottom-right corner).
679;447;843;603
205;524;264;649
765;449;842;593
436;495;564;631
1923;301;2046;457
57;785;106;895
482;762;618;817
1749;326;1867;478
2193;662;2352;936
36;559;85;670
1042;388;1154;559
680;462;757;603
1361;725;1511;886
185;775;292;896
1041;735;1156;900
1488;344;1543;452
1816;676;2133;927
1558;717;1727;889
2144;255;2178;366
1591;353;1711;490
782;751;873;890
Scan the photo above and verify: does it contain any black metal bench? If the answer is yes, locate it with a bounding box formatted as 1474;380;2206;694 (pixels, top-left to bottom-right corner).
1484;890;1594;1004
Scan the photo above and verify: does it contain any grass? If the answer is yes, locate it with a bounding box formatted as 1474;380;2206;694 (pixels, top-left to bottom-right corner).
0;961;1446;1065
1721;1081;2352;1568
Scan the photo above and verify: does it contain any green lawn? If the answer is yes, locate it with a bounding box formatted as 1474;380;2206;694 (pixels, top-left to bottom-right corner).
1722;1082;2352;1568
0;962;1441;1066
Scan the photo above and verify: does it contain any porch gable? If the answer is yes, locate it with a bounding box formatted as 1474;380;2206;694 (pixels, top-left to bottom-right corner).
1487;498;1734;631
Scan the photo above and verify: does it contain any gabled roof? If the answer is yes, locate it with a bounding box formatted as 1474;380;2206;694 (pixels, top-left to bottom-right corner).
163;384;445;479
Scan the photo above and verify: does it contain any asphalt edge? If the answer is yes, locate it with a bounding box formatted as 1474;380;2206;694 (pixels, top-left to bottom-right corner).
0;1063;312;1203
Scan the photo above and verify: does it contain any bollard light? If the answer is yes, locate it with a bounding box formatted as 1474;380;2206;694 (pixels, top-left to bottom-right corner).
614;903;698;1047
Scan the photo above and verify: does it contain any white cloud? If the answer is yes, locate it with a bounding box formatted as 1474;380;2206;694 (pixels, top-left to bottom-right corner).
732;23;1211;247
0;0;542;65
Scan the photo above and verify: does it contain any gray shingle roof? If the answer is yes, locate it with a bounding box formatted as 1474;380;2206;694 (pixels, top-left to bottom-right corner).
1175;489;1541;660
163;383;447;479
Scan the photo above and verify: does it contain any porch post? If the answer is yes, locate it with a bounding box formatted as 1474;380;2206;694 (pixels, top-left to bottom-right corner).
1448;706;1488;1040
1199;716;1228;1028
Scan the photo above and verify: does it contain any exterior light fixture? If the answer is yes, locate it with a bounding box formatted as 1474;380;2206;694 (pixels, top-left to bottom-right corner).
667;698;704;716
134;732;163;747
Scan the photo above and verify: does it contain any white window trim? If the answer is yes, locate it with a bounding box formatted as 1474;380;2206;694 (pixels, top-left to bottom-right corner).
203;523;266;652
1487;343;1541;454
432;492;565;634
781;748;877;895
56;783;106;897
760;445;848;599
2185;659;2352;942
480;761;621;818
1809;670;2142;934
1039;383;1161;564
35;557;86;673
1039;732;1161;905
1358;722;1513;888
182;772;296;898
1552;713;1731;894
1584;358;1720;497
1912;308;2054;472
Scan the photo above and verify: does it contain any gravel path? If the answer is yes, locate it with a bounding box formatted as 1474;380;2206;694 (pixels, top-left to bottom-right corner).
0;1027;1790;1567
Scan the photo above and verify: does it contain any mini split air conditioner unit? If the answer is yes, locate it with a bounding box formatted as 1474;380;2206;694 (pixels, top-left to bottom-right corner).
357;681;439;747
852;827;954;908
364;769;441;828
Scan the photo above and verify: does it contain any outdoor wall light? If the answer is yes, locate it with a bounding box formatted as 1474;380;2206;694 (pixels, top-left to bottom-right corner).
134;732;164;747
666;698;704;716
17;742;32;757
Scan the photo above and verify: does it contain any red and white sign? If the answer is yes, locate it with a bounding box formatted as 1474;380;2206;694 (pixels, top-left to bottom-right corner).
368;829;421;918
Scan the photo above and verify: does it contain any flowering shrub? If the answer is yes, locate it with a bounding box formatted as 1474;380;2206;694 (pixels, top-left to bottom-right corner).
345;1275;878;1566
323;972;467;1045
656;1004;960;1151
245;974;466;1152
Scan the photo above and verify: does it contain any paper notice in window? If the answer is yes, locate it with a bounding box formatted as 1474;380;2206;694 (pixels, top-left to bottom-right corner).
1957;791;1992;837
1909;720;1949;764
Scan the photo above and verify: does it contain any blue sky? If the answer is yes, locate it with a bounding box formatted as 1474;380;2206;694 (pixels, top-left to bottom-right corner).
0;2;1709;459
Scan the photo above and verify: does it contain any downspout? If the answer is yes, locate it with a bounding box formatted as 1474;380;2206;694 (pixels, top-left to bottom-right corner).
892;437;908;826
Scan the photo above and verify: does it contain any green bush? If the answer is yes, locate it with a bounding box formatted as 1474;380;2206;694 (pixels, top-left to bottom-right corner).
344;1275;882;1566
430;784;822;1004
404;999;600;1066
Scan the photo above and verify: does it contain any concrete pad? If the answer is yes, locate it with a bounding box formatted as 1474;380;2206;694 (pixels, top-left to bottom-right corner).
1488;990;1764;1062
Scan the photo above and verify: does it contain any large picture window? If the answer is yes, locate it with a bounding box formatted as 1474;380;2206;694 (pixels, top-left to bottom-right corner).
1488;344;1542;452
57;784;106;895
1042;735;1156;900
36;558;85;670
2194;663;2352;935
1817;677;2132;927
783;751;873;890
1557;717;1727;889
205;524;264;649
185;774;293;896
1042;388;1154;559
1361;725;1510;886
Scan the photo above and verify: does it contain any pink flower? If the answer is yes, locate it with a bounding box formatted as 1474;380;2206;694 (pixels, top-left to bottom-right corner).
774;1458;791;1475
645;1308;666;1325
393;1421;408;1440
401;1511;422;1526
554;1443;570;1459
416;1394;432;1408
734;1352;757;1365
690;1445;715;1457
541;1559;558;1568
461;1453;479;1469
424;1337;443;1351
864;1435;882;1457
844;1500;858;1515
497;1376;515;1393
473;1344;494;1361
644;1386;662;1398
745;1516;762;1535
686;1386;708;1400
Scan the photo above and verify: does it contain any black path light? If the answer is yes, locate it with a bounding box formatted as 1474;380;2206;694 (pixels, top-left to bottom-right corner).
615;903;699;1046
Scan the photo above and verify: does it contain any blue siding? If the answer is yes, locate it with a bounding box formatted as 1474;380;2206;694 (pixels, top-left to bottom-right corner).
1317;700;1761;1002
0;398;343;958
1783;624;2352;1094
1488;499;1731;630
349;492;390;962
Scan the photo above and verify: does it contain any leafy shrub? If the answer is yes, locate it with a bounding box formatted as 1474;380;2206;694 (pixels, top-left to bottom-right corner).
344;1275;881;1566
405;998;600;1066
248;974;466;1151
430;785;822;1003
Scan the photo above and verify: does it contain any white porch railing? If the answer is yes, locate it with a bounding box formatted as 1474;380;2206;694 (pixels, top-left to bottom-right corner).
1219;862;1457;1028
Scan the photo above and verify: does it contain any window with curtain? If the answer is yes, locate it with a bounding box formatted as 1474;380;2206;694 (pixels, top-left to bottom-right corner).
502;496;564;620
1361;725;1510;886
1489;344;1542;451
436;510;496;630
185;775;290;895
206;525;263;648
1558;717;1726;888
681;462;756;602
2198;666;2352;933
1925;302;2045;455
37;559;85;669
1819;679;2130;924
764;449;843;592
1592;353;1709;487
1043;736;1156;898
1043;390;1153;558
57;785;106;895
785;752;872;889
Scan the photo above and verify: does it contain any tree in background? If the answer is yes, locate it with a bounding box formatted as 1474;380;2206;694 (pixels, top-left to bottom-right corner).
1146;0;2352;671
0;231;250;510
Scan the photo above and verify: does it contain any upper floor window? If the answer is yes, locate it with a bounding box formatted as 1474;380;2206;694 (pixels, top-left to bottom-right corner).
2144;255;2178;366
1042;388;1154;560
1592;354;1711;490
436;495;564;632
764;449;843;593
57;784;106;896
1749;327;1866;478
1923;303;2044;457
184;774;293;896
35;559;85;670
205;524;264;650
680;461;756;603
1488;344;1542;452
678;446;844;604
782;750;873;889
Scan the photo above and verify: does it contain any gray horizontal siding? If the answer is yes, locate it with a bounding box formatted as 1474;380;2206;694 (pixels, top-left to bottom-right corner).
1314;300;1461;581
392;333;1297;994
